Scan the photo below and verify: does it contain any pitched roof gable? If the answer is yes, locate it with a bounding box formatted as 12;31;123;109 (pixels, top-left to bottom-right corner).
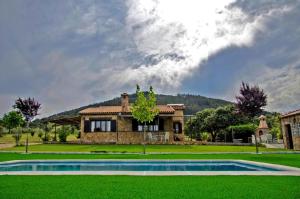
79;105;176;115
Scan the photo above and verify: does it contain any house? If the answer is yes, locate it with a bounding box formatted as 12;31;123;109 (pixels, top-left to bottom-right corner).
79;93;185;144
281;109;300;150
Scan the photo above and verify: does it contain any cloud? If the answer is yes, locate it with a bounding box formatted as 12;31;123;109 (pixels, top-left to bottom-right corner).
0;0;299;117
257;61;300;113
121;0;289;88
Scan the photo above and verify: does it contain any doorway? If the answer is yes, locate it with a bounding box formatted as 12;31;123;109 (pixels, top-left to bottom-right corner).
285;124;294;149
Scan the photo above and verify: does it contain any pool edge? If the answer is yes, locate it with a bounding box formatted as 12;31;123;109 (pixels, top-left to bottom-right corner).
1;159;300;176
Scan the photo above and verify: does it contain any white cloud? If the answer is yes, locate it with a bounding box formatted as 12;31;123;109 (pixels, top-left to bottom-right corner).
120;0;287;88
256;60;300;113
0;0;298;117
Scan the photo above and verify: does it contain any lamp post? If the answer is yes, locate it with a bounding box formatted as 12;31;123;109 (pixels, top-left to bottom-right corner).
254;132;259;154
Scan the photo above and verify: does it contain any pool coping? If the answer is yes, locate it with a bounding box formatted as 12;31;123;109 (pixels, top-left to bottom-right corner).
1;159;300;176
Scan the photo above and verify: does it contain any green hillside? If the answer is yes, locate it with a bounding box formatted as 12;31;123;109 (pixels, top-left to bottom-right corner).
45;93;232;121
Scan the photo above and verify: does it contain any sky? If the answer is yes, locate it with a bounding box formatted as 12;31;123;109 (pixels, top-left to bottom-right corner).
0;0;300;117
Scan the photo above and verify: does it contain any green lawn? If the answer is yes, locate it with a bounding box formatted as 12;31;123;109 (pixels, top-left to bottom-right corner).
0;175;299;199
0;133;78;144
0;143;285;153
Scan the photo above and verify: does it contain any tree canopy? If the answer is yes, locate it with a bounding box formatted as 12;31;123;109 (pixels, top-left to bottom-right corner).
187;105;240;142
131;85;159;124
14;97;41;122
236;82;267;117
2;111;24;133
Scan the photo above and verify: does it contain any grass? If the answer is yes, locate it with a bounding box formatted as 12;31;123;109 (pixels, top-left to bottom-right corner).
1;152;300;199
0;143;285;153
0;133;41;144
0;133;78;144
0;175;299;199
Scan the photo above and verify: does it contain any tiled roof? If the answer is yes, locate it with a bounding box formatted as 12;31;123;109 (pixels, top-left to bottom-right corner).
79;105;175;115
167;104;185;110
281;109;300;118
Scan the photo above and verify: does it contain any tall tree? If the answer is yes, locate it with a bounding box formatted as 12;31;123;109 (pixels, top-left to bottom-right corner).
131;85;159;154
187;105;239;142
236;82;267;118
2;111;24;133
14;97;41;153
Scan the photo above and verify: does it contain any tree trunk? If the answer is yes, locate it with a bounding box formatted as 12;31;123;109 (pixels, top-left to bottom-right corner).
54;124;57;141
254;133;259;154
143;123;146;154
211;131;217;142
25;122;29;153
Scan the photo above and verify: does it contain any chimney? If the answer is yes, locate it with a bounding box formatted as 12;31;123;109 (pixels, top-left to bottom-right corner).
121;93;129;112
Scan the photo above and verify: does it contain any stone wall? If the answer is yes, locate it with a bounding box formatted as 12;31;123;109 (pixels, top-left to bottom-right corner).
80;114;178;144
281;114;300;150
117;132;144;144
170;110;185;141
82;132;117;144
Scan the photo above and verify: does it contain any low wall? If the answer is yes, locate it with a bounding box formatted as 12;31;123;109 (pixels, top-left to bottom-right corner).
80;131;173;144
81;132;117;144
117;132;144;144
293;136;300;150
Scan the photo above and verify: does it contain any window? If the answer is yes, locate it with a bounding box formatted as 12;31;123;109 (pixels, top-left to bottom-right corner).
91;121;95;132
132;117;163;132
95;121;101;131
101;121;106;131
135;121;159;132
106;121;111;132
90;120;112;132
173;122;182;134
175;123;179;133
138;125;143;132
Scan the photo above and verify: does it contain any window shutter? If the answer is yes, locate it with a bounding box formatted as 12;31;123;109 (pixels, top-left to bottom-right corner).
132;119;138;131
159;118;164;131
84;120;91;133
111;120;117;132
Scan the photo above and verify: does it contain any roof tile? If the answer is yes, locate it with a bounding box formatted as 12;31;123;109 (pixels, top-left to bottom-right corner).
79;105;175;115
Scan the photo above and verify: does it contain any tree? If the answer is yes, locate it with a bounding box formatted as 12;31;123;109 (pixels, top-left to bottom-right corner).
204;105;239;142
228;123;257;143
236;82;267;153
131;85;159;154
236;82;267;118
187;105;239;142
14;97;41;153
267;113;281;141
2;111;24;134
41;122;53;142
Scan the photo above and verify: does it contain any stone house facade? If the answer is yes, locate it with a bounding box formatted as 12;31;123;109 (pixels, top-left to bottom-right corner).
281;109;300;150
79;93;185;144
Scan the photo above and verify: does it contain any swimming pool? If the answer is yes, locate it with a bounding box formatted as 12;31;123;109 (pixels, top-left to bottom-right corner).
0;160;299;175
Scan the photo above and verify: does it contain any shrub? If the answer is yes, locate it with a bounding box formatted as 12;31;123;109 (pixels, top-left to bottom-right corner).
228;123;257;143
201;132;209;142
58;128;69;143
23;128;35;137
36;128;44;141
30;129;35;137
277;131;283;140
11;127;22;146
0;126;3;137
42;133;51;142
76;129;81;139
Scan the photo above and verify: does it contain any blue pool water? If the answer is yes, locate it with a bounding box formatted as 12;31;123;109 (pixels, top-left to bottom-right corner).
0;160;283;172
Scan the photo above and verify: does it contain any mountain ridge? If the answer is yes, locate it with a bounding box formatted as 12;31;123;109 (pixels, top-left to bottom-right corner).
44;93;233;121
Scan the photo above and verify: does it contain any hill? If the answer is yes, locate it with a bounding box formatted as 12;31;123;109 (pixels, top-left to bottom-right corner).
44;93;232;121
